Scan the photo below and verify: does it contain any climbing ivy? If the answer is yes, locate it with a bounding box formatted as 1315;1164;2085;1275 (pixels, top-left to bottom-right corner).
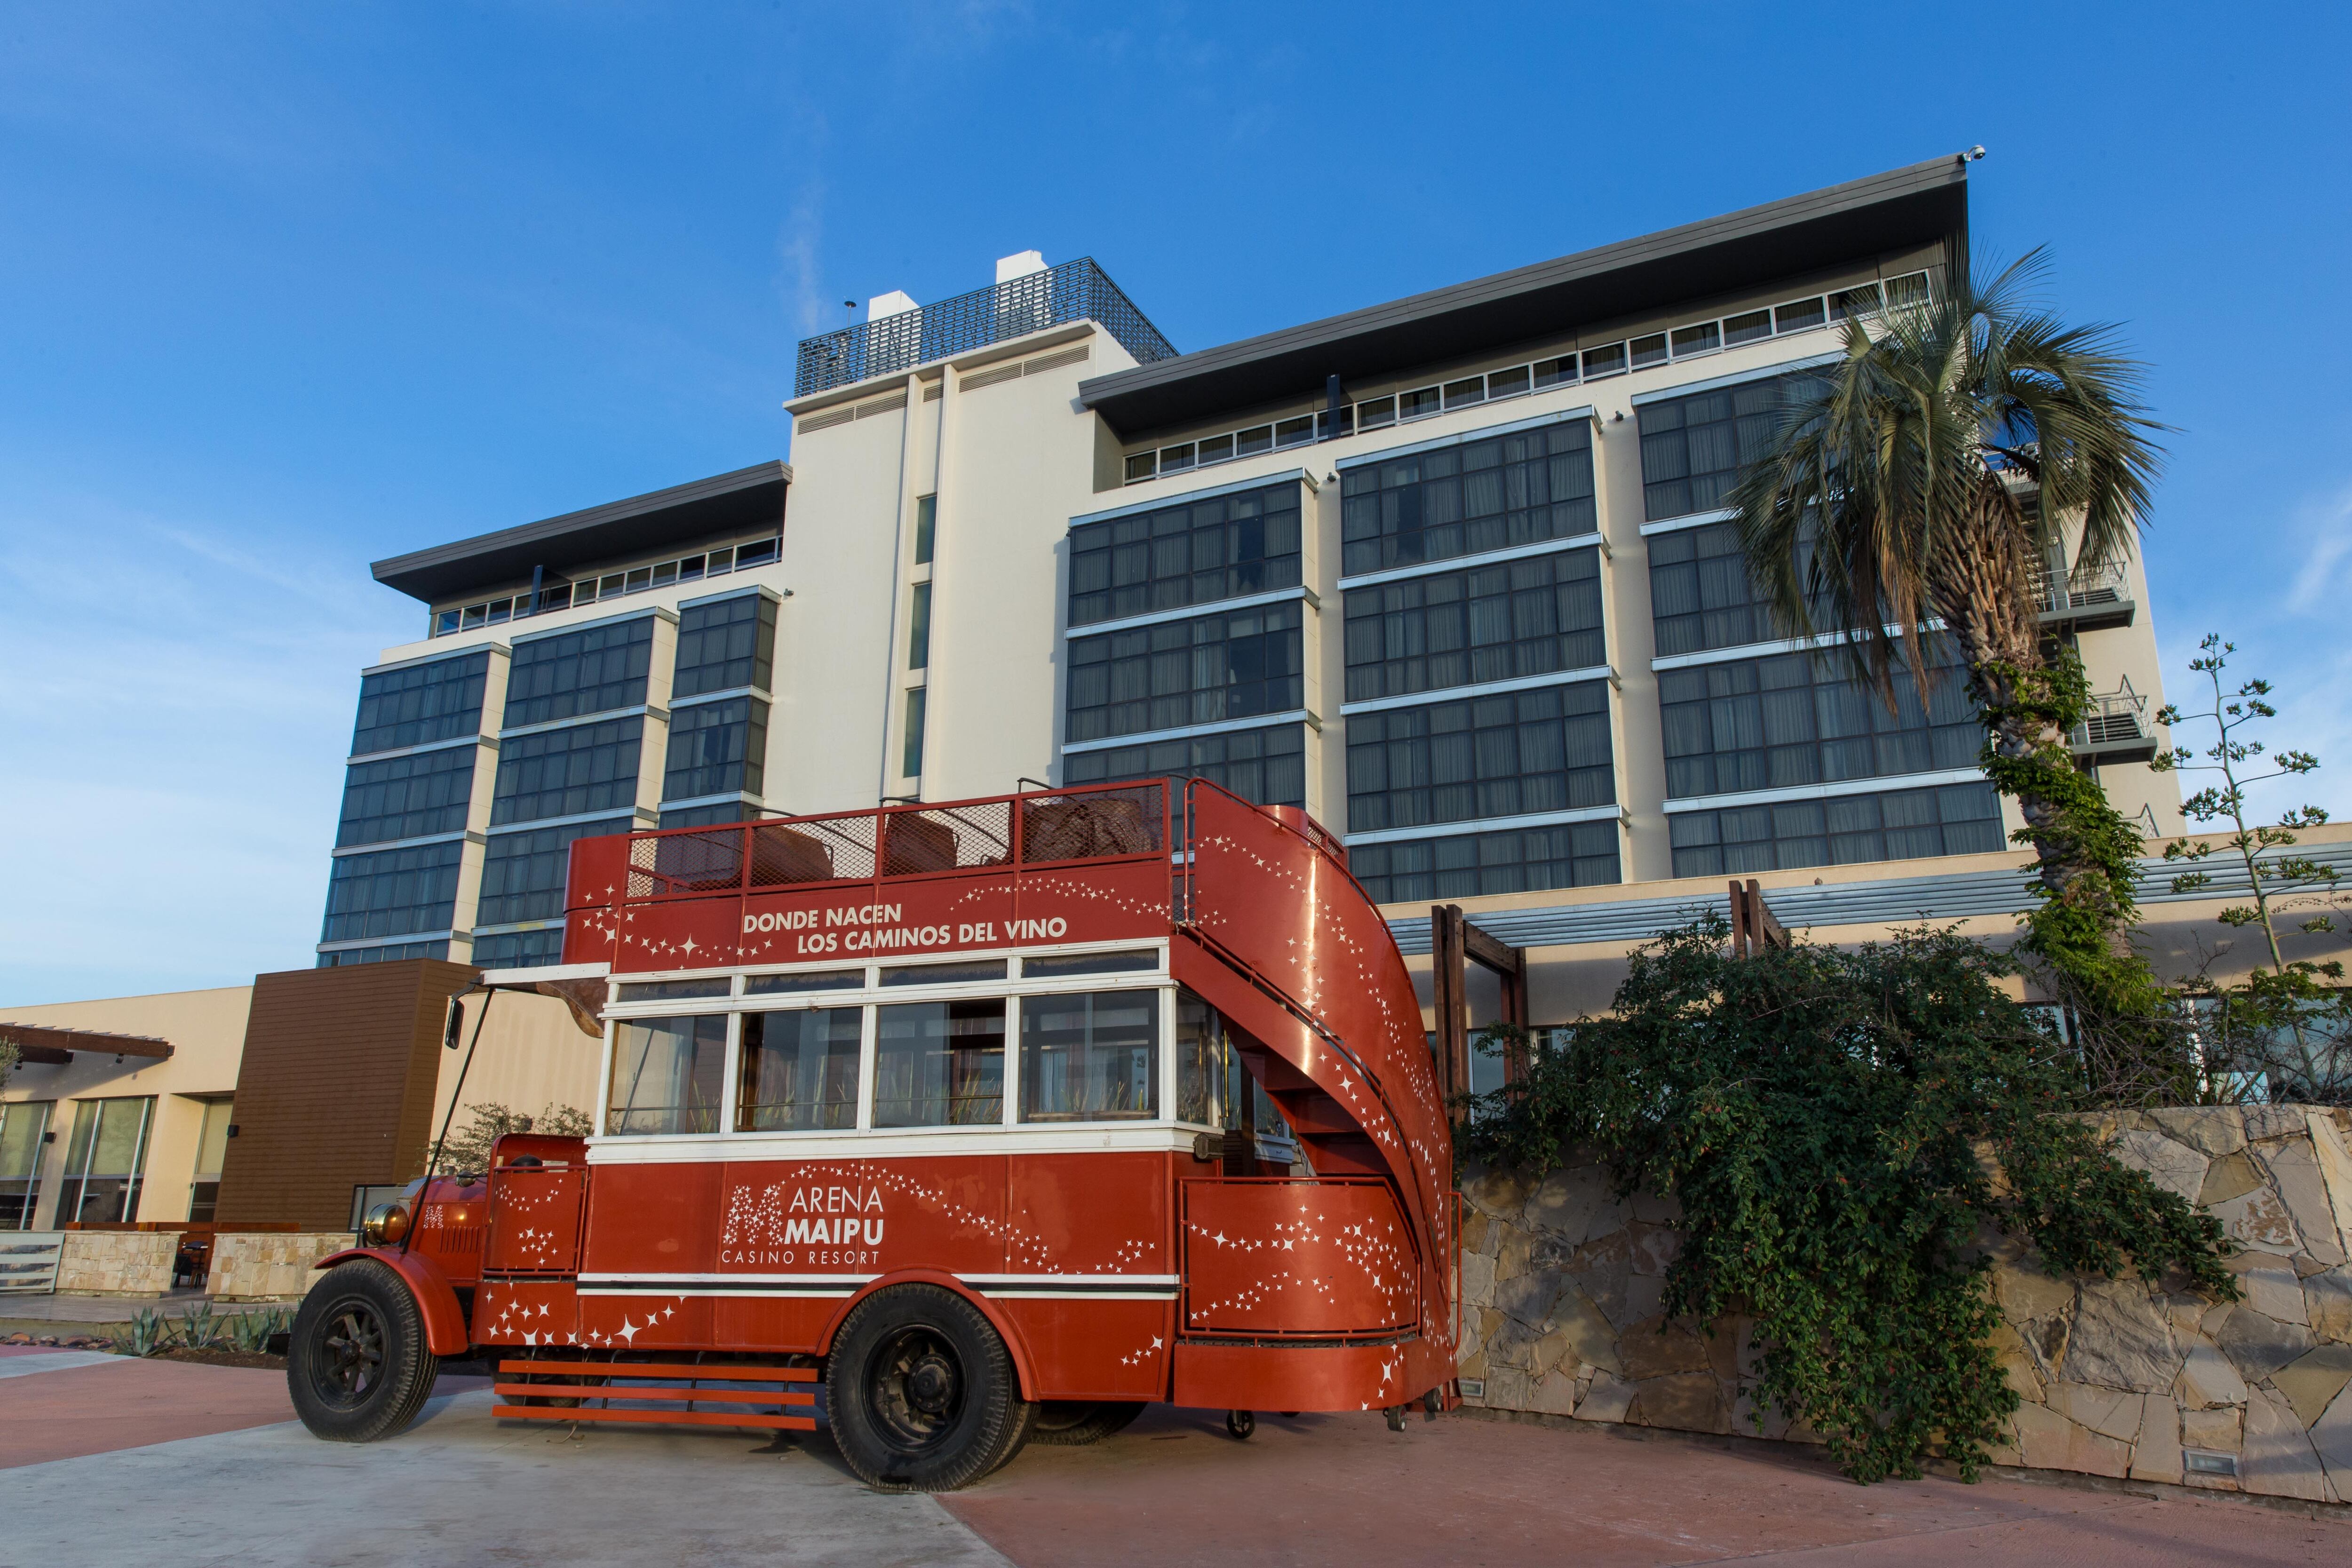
1462;919;2234;1484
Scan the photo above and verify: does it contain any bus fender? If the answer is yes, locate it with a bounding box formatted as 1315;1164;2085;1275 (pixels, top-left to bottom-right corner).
817;1270;1040;1403
312;1247;472;1357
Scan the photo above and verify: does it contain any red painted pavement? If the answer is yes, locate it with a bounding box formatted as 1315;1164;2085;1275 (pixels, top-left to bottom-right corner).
938;1407;2349;1567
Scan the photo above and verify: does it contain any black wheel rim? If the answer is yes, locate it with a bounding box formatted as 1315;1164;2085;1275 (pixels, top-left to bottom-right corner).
309;1299;388;1410
863;1324;964;1455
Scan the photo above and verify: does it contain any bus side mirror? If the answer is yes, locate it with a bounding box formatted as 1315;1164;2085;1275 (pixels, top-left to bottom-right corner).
444;998;465;1051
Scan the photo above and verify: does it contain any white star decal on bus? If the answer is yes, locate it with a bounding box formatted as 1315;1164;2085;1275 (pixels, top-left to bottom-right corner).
617;1316;641;1344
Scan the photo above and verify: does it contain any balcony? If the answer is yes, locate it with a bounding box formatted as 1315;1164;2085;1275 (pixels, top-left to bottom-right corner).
2068;677;2158;765
2030;557;2135;630
793;258;1176;398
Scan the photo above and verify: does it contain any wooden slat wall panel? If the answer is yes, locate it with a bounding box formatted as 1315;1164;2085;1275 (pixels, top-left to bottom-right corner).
212;959;477;1230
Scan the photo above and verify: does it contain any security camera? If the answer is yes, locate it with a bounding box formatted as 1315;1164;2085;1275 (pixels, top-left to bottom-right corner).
1962;144;1987;162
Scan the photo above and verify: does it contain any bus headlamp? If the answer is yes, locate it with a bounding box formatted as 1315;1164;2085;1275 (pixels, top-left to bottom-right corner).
363;1202;412;1246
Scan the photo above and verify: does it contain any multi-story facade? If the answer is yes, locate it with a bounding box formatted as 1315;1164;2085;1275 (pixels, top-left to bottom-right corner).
325;159;2180;991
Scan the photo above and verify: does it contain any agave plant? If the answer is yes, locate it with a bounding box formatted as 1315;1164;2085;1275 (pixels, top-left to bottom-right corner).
229;1307;294;1353
112;1307;171;1357
176;1302;225;1351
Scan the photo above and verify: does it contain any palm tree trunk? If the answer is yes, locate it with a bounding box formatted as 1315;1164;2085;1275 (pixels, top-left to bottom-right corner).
1923;478;2115;914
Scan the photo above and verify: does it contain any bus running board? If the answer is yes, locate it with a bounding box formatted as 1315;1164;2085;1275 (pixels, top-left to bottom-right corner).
493;1359;819;1432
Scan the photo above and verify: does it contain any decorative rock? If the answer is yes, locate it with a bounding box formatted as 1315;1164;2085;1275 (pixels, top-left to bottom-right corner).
2211;1184;2303;1256
2234;1260;2312;1325
2149;1106;2247;1157
1629;1188;1684;1226
2260;1138;2349;1267
1993;1266;2074;1324
1481;1365;1534;1411
2198;1151;2265;1208
1458;1210;1490;1258
1492;1268;1557;1328
1520;1164;1611;1244
2272;1344;2352;1428
1616;1316;1713;1380
2312;1380;2352;1496
1575;1369;1634;1424
2112;1128;2209;1206
1628;1371;1726;1433
2176;1339;2250;1408
2061;1280;2182;1393
2129;1395;2184;1484
1547;1286;1621;1376
2217;1305;2317;1381
2244;1105;2308;1142
1526;1369;1580;1417
2307;1267;2352;1342
1990;1321;2044;1401
2010;1401;2130;1479
1492;1225;1534;1284
1624;1221;1681;1278
1464;1168;1534;1219
2239;1385;2336;1502
1460;1247;1496;1309
2047;1382;2144;1441
2180;1403;2243;1455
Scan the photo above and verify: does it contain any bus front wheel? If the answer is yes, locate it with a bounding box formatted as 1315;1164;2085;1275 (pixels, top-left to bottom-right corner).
825;1285;1035;1491
286;1259;437;1443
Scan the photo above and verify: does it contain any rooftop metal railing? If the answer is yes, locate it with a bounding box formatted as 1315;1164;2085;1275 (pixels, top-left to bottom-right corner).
793;258;1176;398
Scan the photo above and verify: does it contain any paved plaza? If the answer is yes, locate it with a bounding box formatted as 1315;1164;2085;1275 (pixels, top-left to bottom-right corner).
2;1347;2344;1567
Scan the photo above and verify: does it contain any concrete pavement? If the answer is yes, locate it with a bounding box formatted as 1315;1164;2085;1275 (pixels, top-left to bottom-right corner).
2;1354;2345;1568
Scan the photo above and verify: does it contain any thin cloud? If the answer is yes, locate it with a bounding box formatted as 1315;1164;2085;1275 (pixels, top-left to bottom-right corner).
2284;482;2352;616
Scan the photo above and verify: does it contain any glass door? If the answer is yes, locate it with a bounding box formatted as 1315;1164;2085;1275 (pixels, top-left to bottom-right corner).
188;1099;234;1222
0;1102;53;1229
56;1098;155;1226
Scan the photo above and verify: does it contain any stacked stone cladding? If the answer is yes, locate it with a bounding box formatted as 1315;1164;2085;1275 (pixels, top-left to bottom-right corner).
208;1233;351;1301
1458;1105;2352;1502
52;1231;178;1296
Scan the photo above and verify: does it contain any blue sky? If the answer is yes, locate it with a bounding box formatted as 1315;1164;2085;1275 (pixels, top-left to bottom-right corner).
2;3;2346;1003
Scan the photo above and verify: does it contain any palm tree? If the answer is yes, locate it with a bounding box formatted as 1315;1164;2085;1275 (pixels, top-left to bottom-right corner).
1726;253;2164;992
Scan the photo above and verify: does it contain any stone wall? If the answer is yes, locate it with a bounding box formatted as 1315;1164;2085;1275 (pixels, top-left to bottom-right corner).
53;1231;178;1296
209;1233;351;1301
1459;1105;2352;1504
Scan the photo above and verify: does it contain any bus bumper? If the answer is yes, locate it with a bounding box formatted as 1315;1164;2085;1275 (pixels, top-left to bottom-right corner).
1171;1336;1449;1413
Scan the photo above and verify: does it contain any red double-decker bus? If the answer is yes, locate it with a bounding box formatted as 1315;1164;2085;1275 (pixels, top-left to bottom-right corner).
287;780;1457;1489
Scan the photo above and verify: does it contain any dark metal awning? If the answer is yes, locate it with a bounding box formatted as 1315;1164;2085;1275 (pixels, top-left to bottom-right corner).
0;1023;175;1067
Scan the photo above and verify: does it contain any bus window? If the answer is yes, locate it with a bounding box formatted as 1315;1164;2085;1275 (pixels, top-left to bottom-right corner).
745;969;863;996
874;1000;1005;1126
879;959;1007;988
607;1016;727;1134
616;977;731;1002
1175;992;1230;1127
1019;991;1158;1122
738;1009;861;1131
1019;950;1157;979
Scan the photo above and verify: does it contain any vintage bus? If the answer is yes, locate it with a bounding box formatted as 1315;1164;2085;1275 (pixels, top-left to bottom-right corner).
286;779;1457;1490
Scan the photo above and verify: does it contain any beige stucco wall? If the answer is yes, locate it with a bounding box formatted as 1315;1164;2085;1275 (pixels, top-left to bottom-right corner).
0;985;250;1228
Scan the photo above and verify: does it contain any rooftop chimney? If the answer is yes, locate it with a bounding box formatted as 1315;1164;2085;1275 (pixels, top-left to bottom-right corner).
866;290;918;320
995;251;1048;285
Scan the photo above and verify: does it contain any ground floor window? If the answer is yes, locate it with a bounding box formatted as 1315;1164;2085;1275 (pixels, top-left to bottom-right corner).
0;1101;53;1229
1668;782;2002;877
57;1097;154;1226
1350;820;1621;905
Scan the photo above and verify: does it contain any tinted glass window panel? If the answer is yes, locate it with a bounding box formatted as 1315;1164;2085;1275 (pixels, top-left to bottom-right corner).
1020;990;1159;1122
335;744;478;848
492;716;644;826
738;1008;862;1131
673;594;777;699
469;928;565;969
1637;370;1824;521
503;618;655;728
664;697;767;803
477;816;634;926
321;840;464;943
606;1015;727;1135
1349;820;1621;904
1657;642;1977;800
1345;682;1614;834
1062;723;1305;831
1068;482;1303;628
1343;547;1604;702
874;1000;1005;1127
351;653;489;756
1065;603;1303;744
1667;781;2002;877
315;940;451;967
1339;422;1594;577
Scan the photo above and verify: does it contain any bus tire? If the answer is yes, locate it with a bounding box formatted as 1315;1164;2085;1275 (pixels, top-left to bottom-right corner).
825;1284;1033;1492
287;1259;437;1443
1029;1401;1146;1446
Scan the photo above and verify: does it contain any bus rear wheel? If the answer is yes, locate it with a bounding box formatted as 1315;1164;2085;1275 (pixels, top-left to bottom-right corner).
1030;1401;1146;1446
287;1260;437;1443
825;1285;1033;1492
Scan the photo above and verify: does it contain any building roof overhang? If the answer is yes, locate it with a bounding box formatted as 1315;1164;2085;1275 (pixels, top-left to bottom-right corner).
370;461;792;606
0;1023;175;1067
1077;156;1971;437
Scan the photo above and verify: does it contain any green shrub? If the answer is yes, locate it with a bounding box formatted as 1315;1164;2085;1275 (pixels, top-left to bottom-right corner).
1463;917;2234;1483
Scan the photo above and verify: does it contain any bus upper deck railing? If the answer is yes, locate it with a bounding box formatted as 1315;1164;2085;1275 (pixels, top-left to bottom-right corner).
613;781;1172;904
